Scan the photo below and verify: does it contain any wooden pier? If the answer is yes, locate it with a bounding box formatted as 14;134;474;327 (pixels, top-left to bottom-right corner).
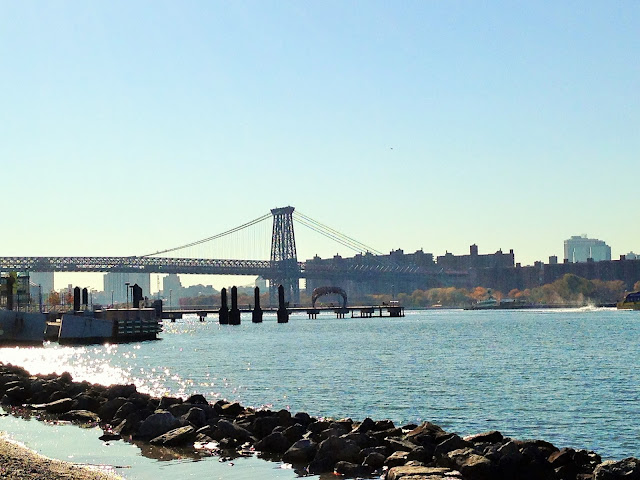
161;304;404;321
160;285;404;323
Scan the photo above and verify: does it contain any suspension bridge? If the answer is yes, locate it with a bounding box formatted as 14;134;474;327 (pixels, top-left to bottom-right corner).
0;206;460;303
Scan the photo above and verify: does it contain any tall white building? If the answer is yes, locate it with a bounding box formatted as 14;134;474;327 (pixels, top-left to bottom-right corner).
104;272;151;304
564;235;611;263
28;272;55;295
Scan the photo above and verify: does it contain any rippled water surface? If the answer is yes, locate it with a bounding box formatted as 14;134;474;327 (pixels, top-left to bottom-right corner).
1;308;639;478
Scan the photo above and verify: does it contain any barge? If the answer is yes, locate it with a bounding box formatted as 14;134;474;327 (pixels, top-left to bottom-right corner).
0;310;48;345
56;308;162;344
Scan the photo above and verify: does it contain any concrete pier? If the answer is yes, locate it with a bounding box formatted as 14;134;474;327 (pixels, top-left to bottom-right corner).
252;287;263;323
277;285;289;323
229;286;241;325
219;288;229;325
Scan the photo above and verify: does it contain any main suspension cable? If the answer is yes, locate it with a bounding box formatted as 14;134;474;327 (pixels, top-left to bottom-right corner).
142;213;272;257
294;216;367;254
294;211;385;256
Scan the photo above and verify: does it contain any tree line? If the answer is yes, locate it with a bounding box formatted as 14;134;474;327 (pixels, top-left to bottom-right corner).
124;274;640;310
387;274;640;308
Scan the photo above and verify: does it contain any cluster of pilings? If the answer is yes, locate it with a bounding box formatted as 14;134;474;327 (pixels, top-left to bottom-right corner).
218;285;289;325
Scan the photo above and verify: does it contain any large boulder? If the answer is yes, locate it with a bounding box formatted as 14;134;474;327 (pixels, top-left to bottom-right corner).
292;411;312;426
35;397;75;414
282;439;317;464
385;437;417;452
444;448;496;480
352;417;376;434
386;450;410;468
282;423;306;443
406;445;434;464
386;465;461;480
494;441;526;477
307;420;332;434
308;436;362;473
341;431;379;450
183;407;207;429
59;410;101;423
406;422;446;446
185;394;208;405
217;401;244;417
150;425;196;446
593;458;640;480
363;451;386;469
105;383;137;400
72;393;104;413
252;415;281;439
99;397;129;423
113;402;139;424
3;385;30;404
334;460;371;477
137;411;182;439
464;431;504;445
254;431;292;453
158;396;182;410
127;392;152;408
434;434;472;458
212;419;255;443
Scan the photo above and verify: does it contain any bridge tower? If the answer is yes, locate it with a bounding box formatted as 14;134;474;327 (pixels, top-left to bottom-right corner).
269;206;300;306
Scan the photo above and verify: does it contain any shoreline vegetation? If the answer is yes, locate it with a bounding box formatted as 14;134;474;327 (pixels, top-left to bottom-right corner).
1;362;639;479
177;274;639;310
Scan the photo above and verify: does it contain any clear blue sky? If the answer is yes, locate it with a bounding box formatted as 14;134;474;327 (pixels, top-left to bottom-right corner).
1;1;638;290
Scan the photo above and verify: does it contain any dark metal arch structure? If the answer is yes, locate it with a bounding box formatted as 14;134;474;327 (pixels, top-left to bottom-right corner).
311;286;347;309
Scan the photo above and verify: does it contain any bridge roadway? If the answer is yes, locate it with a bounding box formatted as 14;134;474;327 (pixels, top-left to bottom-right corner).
0;256;456;280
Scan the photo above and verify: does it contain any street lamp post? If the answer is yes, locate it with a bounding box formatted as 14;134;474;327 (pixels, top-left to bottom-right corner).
125;282;130;308
111;290;114;308
169;289;172;311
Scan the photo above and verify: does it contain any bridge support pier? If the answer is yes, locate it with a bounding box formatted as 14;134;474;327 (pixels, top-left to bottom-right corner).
229;286;241;325
219;288;229;325
252;287;263;323
277;285;289;323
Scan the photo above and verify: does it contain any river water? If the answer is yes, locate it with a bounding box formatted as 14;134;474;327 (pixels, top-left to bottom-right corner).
0;307;639;478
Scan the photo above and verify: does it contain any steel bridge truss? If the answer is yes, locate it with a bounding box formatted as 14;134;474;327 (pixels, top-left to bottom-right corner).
0;256;455;279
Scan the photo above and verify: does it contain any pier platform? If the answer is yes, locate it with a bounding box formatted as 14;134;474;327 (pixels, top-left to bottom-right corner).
161;305;405;320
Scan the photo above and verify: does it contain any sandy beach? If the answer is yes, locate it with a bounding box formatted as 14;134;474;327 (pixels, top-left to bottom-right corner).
0;434;121;480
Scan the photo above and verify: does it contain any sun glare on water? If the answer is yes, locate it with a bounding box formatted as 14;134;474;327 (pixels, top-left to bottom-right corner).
0;343;169;398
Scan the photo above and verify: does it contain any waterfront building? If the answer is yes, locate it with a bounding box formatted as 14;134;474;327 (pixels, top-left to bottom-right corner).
304;248;438;300
564;235;611;263
436;244;515;271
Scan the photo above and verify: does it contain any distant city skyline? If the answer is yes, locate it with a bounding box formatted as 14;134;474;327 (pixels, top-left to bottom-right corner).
2;2;638;291
47;231;635;292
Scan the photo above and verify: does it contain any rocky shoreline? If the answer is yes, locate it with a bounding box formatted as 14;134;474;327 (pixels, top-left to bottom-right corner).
0;362;638;480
